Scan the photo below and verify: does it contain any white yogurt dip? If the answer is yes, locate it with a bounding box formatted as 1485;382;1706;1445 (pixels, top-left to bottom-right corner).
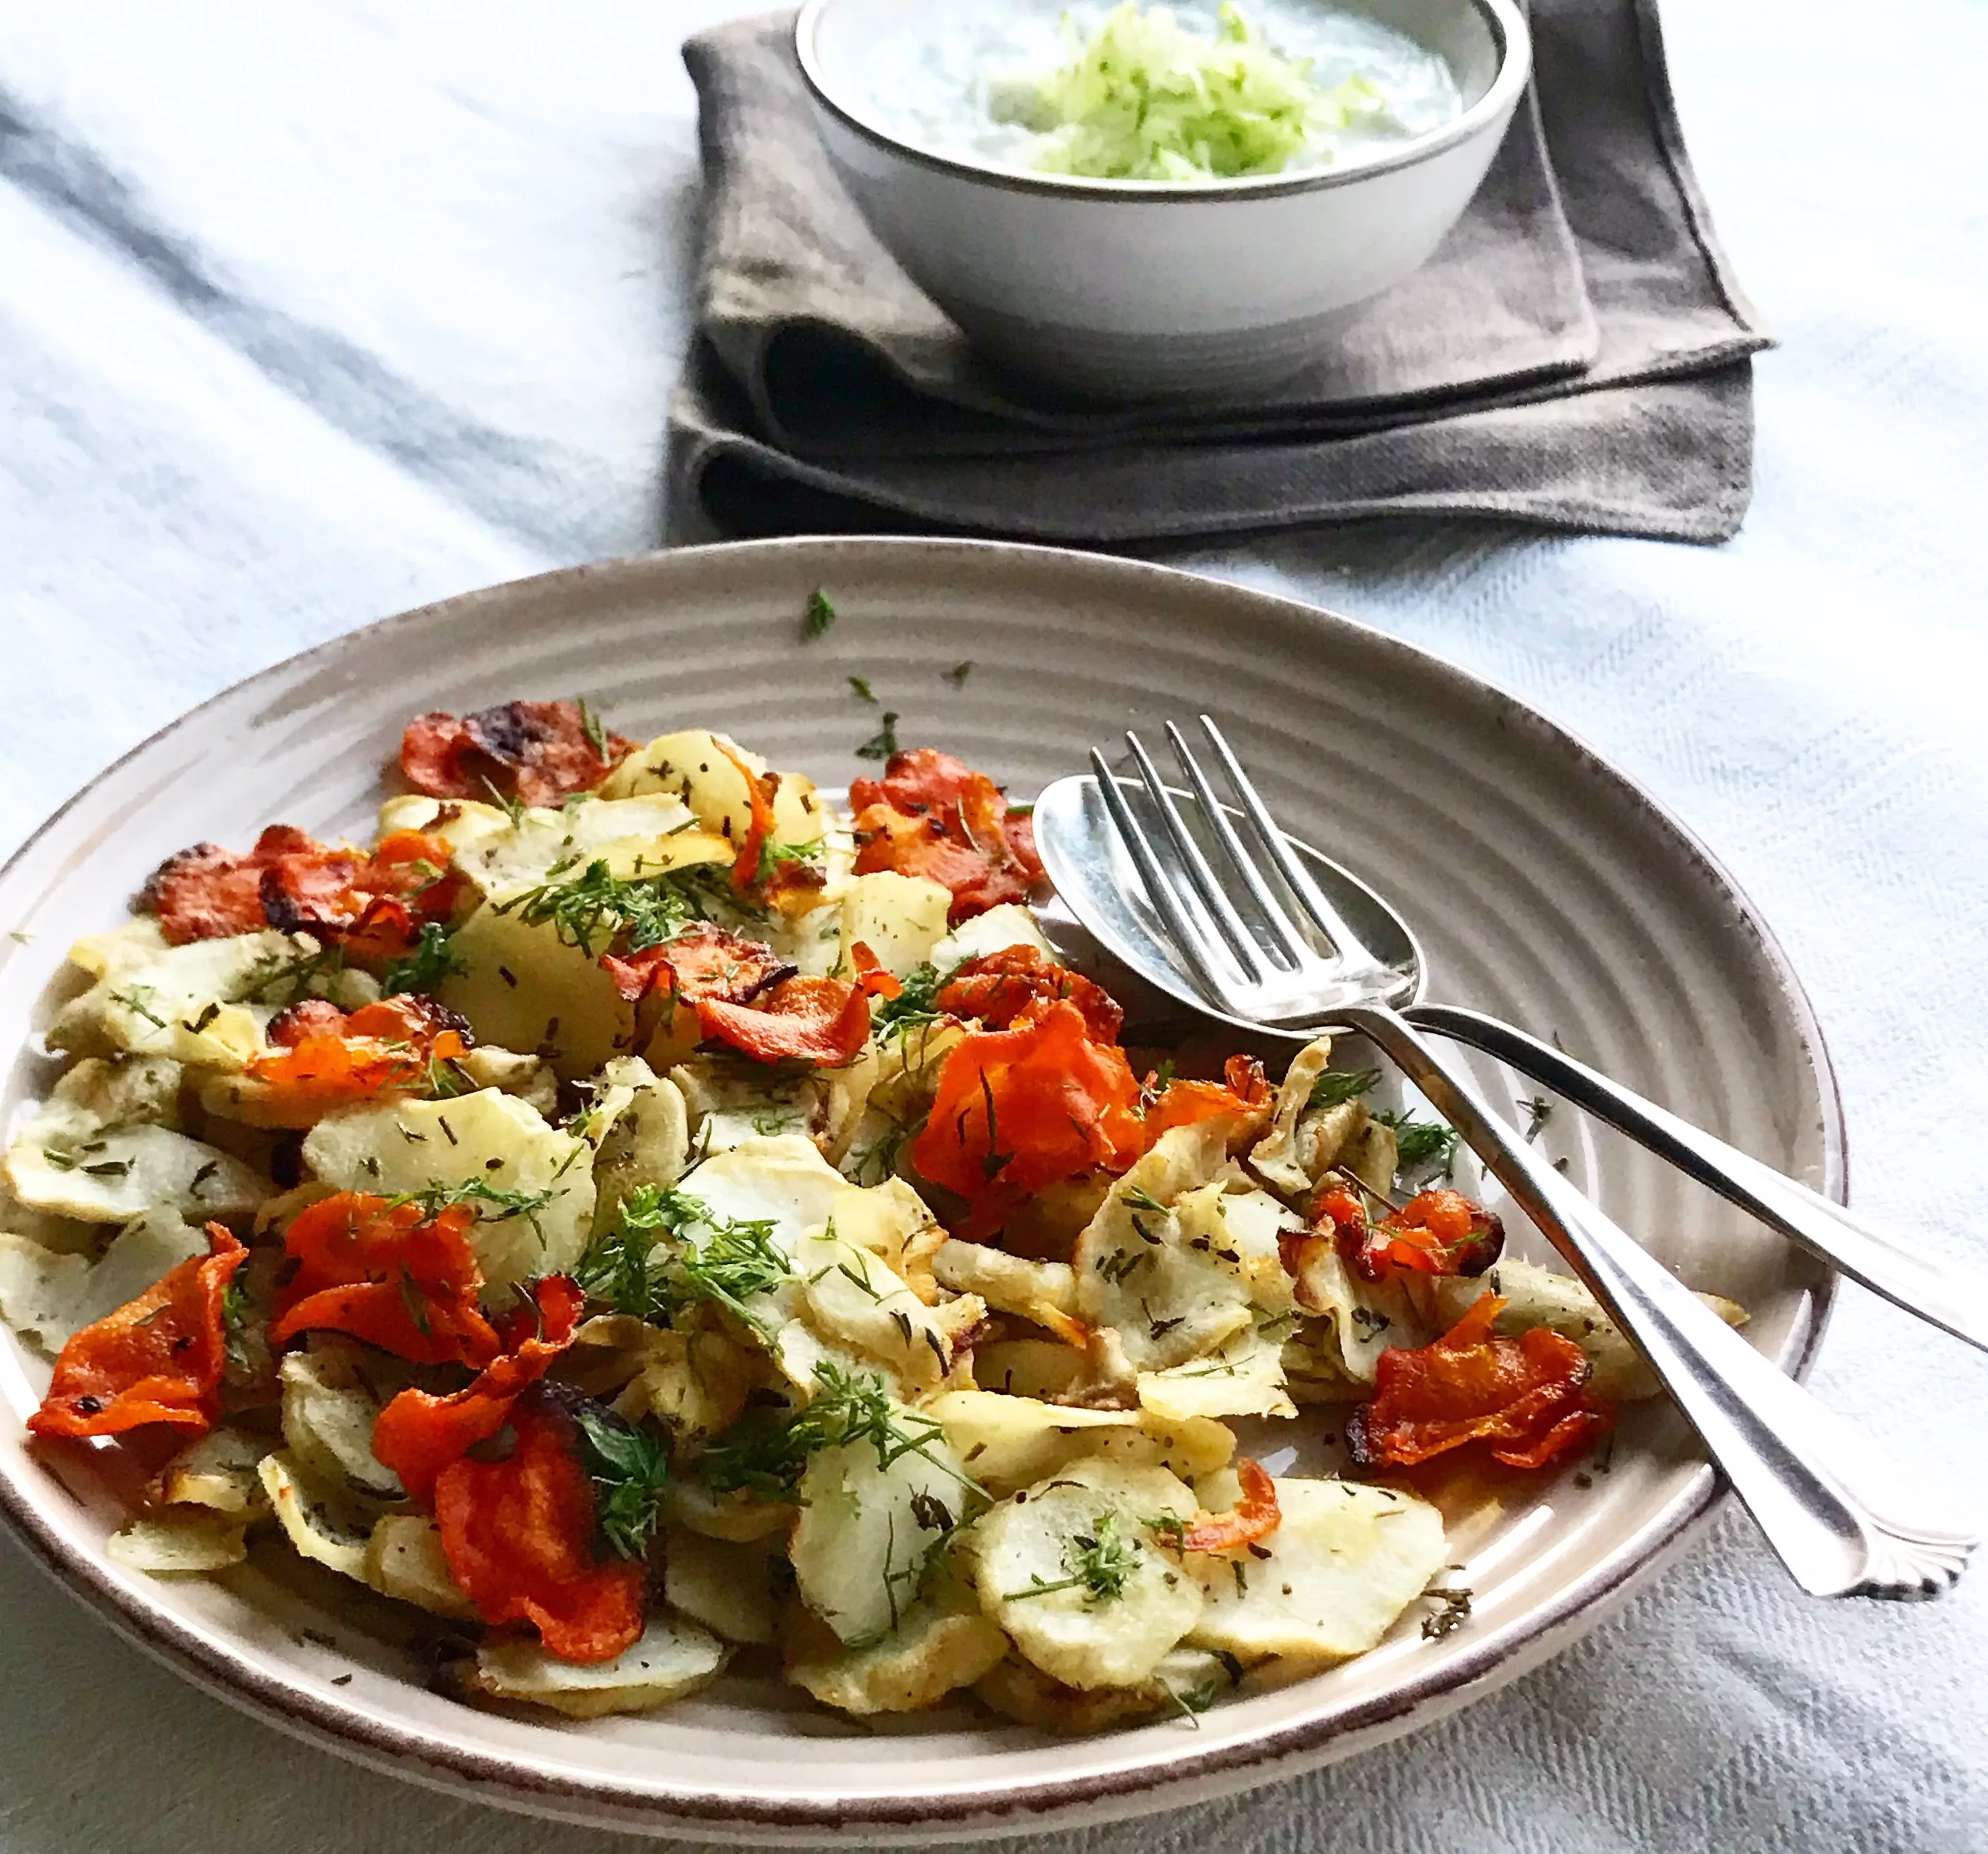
856;0;1463;181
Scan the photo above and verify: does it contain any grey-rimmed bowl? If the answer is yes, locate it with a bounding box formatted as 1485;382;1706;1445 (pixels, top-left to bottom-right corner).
794;0;1530;400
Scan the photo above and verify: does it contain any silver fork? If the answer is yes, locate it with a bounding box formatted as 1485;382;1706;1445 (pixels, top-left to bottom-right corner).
1079;718;1979;1601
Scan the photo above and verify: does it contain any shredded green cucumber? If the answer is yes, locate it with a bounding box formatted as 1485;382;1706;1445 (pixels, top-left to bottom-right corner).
989;1;1388;181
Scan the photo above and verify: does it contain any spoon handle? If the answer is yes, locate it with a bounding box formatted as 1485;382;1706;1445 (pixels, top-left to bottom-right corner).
1408;1003;1988;1357
1338;1002;1980;1600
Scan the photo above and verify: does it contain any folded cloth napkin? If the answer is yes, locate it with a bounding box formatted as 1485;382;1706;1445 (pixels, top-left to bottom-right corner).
669;0;1770;544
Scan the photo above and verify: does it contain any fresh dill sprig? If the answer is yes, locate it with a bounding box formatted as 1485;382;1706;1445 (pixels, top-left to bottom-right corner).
238;941;346;1007
698;1362;982;1502
578;1185;793;1332
1377;1108;1461;1180
872;961;944;1040
805;588;837;638
1308;1066;1379;1111
855;712;901;761
220;1275;254;1377
493;855;734;957
381;922;465;997
108;985;169;1030
1003;1511;1139;1604
574;1406;672;1559
945;662;972;687
384;1151;579;1243
1521;1096;1553;1142
847;675;876;703
577;698;611;761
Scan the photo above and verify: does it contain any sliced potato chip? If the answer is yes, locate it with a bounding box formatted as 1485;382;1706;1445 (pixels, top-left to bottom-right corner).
106;1509;247;1574
0;1208;210;1352
972;1337;1086;1400
465;1612;730;1717
930;903;1054;976
280;1343;400;1498
971;1644;1237;1732
664;1527;779;1645
1138;1320;1297;1422
364;1514;477;1619
792;1430;971;1646
5;1124;268;1225
788;1586;1007;1715
834;872;953;981
438;900;633;1082
258;1452;373;1582
1185;1477;1446;1661
153;1426;270;1517
932;1239;1077;1332
967;1456;1200;1690
300;1089;593;1301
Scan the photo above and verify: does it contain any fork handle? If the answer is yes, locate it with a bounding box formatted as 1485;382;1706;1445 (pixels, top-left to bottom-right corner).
1408;1003;1988;1357
1338;1002;1980;1600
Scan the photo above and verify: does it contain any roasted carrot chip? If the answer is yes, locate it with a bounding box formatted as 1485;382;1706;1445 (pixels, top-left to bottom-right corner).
270;1191;500;1369
1344;1295;1610;1471
713;740;776;895
913;1001;1144;1225
849;748;1044;922
143;824;321;944
432;1387;646;1663
695;974;871;1068
936;945;1124;1043
1141;1054;1273;1145
1179;1456;1281;1554
28;1225;247;1440
849;941;903;1001
400;700;633;808
371;1276;586;1504
598;923;794;1008
245;994;470;1120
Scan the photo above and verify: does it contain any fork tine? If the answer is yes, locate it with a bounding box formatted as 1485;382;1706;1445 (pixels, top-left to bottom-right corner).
1162;719;1308;966
1197;714;1383;964
1087;749;1237;1003
1122;730;1266;981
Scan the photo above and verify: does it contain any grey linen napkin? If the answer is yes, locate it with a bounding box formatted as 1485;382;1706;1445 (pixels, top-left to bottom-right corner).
669;0;1771;544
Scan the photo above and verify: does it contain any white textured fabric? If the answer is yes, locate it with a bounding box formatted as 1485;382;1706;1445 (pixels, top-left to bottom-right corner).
1;3;1984;1849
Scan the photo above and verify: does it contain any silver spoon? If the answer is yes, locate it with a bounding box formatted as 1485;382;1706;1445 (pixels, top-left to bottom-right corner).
1030;722;1981;1599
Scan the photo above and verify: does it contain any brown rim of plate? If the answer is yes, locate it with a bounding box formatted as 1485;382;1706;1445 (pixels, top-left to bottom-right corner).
791;0;1532;204
0;537;1845;1838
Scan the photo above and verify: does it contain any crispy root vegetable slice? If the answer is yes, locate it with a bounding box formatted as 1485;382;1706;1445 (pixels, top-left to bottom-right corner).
598;923;794;1007
694;976;871;1068
1178;1456;1281;1553
1304;1184;1504;1285
935;946;1123;1043
28;1224;246;1440
849;941;903;1001
1344;1295;1611;1471
370;1276;585;1504
259;830;466;959
849;748;1044;922
270;1192;500;1369
145;825;462;955
400;700;634;807
913;1001;1144;1227
1141;1055;1273;1145
143;825;320;943
247;995;471;1119
433;1390;646;1663
713;740;776;893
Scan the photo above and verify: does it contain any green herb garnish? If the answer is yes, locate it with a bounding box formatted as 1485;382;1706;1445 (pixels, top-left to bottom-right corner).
578;1185;793;1333
855;711;901;762
381;922;466;997
1003;1511;1138;1604
805;588;837;638
494;855;735;957
1308;1066;1379;1111
575;1406;673;1559
848;675;877;703
1377;1108;1460;1180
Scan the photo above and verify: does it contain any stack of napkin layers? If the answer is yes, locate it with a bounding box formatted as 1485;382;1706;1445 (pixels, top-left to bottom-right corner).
670;0;1769;545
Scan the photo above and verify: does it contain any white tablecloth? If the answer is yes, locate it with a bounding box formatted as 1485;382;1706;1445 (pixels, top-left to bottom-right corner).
2;4;1984;1848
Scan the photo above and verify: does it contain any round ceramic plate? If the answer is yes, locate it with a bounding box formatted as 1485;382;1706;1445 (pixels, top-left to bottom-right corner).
0;539;1839;1842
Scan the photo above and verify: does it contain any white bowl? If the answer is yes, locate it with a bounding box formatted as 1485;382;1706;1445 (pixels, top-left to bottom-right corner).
795;0;1530;400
